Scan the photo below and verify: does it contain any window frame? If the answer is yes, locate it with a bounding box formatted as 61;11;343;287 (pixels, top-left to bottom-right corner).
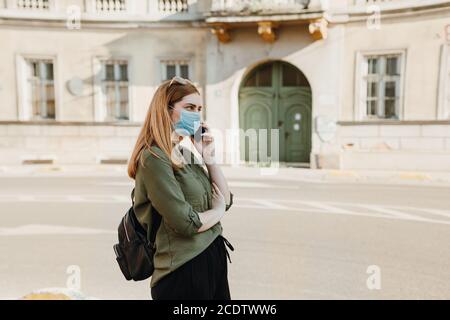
438;43;450;120
354;49;407;121
93;56;133;122
16;53;60;121
159;58;192;82
243;63;274;88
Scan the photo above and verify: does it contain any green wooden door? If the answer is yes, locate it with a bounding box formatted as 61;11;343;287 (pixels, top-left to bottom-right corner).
239;89;274;162
239;61;312;163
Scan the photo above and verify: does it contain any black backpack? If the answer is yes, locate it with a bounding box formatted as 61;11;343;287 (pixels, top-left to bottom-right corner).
113;188;161;281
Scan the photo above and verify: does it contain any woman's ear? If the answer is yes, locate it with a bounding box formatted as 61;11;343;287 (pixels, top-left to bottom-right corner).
168;105;174;115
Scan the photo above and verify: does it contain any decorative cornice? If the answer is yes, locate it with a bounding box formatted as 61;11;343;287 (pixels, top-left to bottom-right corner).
257;21;278;43
210;23;231;43
338;120;450;126
206;11;326;43
308;17;327;40
2;2;449;31
329;1;450;24
0;17;209;29
0;120;142;127
205;11;324;24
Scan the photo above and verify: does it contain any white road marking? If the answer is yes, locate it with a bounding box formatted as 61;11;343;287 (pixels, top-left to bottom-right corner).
0;195;128;203
357;204;429;222
301;201;358;215
233;203;450;226
94;182;134;187
235;197;450;226
234;204;394;220
67;196;85;202
113;196;130;202
257;200;291;210
228;181;299;189
412;208;450;219
17;195;35;202
0;194;449;226
0;224;115;236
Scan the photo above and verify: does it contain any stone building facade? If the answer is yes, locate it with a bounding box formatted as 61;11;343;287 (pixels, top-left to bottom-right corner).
0;0;449;170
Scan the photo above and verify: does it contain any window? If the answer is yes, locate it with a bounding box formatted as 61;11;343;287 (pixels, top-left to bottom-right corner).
358;53;403;120
25;59;55;120
100;60;129;121
161;60;190;81
244;63;272;87
438;44;450;119
282;63;309;87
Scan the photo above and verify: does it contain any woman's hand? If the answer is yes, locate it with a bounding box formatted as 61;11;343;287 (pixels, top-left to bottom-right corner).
197;183;225;233
211;182;226;214
191;121;215;165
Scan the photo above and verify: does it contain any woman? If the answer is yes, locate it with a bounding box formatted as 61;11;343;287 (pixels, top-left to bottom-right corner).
127;76;234;300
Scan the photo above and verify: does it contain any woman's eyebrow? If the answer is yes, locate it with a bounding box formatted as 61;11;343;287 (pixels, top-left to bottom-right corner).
184;103;202;108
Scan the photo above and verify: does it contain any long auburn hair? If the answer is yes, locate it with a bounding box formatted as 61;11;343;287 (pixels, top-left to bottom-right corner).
128;79;200;179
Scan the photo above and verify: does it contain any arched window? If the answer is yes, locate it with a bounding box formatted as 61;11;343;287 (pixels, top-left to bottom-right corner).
243;63;273;87
243;61;310;88
281;63;309;87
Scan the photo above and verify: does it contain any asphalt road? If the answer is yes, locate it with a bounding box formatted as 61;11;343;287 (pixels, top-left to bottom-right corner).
0;175;449;299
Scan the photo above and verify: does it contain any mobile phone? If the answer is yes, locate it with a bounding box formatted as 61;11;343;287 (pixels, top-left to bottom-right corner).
192;126;206;136
192;126;206;140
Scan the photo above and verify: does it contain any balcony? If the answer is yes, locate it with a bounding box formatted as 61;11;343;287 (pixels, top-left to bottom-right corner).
210;0;312;14
0;0;58;19
95;0;127;13
0;0;205;23
158;0;189;13
354;0;406;3
311;0;449;22
348;0;450;13
16;0;50;10
3;0;53;11
146;0;197;20
206;0;326;43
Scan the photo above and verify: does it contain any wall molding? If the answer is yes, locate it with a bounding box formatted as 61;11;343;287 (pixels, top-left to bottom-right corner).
338;120;450;126
0;120;141;126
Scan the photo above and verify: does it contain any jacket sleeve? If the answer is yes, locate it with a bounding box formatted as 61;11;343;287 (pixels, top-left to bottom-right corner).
141;148;203;237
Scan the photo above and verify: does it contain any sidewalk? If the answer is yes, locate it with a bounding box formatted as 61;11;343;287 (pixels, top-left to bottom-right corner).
1;164;450;186
0;164;127;177
220;165;450;187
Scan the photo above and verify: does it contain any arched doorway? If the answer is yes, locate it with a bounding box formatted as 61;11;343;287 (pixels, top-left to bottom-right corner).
239;60;312;164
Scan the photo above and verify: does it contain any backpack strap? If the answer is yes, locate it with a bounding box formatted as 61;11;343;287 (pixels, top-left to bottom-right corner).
149;207;162;248
136;188;161;248
132;187;161;247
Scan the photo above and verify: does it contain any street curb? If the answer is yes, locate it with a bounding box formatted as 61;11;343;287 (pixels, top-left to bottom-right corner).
0;165;126;177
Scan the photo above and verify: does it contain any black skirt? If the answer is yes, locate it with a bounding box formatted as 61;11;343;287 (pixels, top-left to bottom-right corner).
151;234;234;300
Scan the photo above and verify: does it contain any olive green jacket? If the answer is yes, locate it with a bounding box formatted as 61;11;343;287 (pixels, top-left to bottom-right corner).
133;145;233;288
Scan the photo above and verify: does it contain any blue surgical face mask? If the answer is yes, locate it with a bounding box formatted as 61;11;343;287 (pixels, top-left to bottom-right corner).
173;109;202;136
